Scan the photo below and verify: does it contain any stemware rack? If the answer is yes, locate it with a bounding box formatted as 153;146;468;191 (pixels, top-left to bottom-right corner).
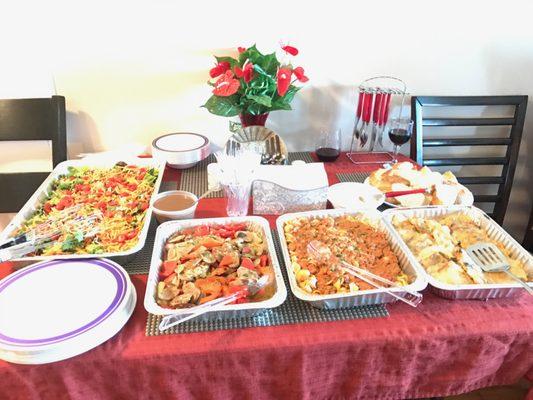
347;76;409;165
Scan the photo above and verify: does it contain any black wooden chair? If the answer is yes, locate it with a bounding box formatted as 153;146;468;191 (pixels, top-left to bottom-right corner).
523;207;533;252
411;95;528;225
0;96;67;212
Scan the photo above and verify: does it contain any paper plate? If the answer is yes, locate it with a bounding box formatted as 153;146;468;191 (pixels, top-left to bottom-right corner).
0;259;135;364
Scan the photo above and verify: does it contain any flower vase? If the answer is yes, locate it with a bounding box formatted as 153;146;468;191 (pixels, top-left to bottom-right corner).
239;113;269;127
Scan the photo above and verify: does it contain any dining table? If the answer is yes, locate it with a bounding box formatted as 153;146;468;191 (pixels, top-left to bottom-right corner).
0;152;531;400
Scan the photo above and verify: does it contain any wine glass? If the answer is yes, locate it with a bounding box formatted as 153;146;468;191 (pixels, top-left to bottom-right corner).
316;128;341;162
388;119;413;163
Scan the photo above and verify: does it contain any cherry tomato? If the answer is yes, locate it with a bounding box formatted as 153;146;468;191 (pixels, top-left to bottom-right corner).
117;234;126;243
126;230;137;240
43;202;52;214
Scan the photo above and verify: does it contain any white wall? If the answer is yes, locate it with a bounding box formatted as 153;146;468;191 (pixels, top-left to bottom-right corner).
1;0;532;238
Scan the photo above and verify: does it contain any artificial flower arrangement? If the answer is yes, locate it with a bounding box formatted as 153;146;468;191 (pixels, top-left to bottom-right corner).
203;43;308;126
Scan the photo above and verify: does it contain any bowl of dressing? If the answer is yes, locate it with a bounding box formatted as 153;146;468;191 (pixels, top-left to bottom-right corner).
151;190;198;223
152;132;210;169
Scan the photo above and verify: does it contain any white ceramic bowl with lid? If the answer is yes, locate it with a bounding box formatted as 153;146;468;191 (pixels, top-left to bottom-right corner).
152;132;210;169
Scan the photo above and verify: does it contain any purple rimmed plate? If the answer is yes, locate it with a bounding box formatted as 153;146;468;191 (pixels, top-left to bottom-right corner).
0;259;130;352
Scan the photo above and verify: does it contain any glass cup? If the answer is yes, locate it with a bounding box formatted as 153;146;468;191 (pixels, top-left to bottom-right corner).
316;128;341;162
221;181;251;217
388;119;413;163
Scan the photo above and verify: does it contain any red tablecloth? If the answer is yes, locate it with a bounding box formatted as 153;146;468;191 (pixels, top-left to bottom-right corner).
1;153;532;400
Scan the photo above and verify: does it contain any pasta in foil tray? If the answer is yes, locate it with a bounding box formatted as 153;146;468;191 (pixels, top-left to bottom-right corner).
283;215;409;295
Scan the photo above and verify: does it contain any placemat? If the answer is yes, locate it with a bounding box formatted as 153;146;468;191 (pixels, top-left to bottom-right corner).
179;152;315;198
179;154;223;198
336;171;371;183
144;229;389;336
120;218;157;275
288;151;315;164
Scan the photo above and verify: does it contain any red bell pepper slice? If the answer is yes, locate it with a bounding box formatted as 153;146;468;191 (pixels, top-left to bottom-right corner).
241;258;255;271
160;260;177;277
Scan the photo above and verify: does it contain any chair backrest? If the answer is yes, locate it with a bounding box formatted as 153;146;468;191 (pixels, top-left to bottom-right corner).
411;95;527;225
523;207;533;252
0;96;67;212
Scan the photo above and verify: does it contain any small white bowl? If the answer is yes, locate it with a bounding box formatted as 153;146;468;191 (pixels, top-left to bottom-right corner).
152;132;210;169
151;190;198;223
328;183;385;210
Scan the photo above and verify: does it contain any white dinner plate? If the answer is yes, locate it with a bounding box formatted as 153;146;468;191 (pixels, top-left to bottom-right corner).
0;258;135;364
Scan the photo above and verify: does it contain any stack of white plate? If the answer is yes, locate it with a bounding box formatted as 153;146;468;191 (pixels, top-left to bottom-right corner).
0;258;136;364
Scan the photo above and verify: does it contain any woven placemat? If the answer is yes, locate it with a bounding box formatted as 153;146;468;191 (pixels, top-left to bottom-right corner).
179;154;223;198
144;229;388;336
288;152;315;164
118;218;157;275
336;171;371;183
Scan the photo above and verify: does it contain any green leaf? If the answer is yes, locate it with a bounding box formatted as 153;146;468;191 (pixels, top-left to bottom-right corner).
246;94;272;107
61;233;84;252
259;52;279;75
245;102;268;115
269;86;300;111
202;95;241;117
239;45;279;75
269;102;292;112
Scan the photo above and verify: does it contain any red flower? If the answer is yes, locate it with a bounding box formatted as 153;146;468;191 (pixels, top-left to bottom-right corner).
238;47;246;53
293;66;309;83
234;63;254;83
209;61;231;78
281;45;298;56
234;66;244;78
277;68;292;96
213;70;240;97
243;63;254;83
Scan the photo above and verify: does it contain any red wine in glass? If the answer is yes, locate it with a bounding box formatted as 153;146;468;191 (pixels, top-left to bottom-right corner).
316;147;340;162
388;120;413;163
389;128;412;145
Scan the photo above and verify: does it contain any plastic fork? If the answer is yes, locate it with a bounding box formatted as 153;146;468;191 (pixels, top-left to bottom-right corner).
158;275;269;331
307;240;423;307
466;243;533;295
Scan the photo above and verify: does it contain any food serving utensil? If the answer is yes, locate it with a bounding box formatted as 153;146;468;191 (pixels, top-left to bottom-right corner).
0;211;102;262
466;243;533;295
307;240;423;307
158;275;269;331
384;188;428;198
